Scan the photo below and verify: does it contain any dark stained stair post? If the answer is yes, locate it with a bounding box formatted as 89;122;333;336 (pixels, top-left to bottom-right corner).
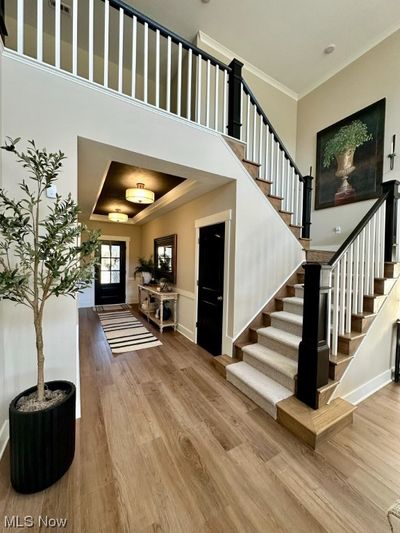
228;59;244;140
296;263;330;409
382;180;400;262
301;175;313;239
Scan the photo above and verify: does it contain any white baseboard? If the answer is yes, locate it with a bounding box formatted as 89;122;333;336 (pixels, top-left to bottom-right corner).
342;369;393;405
0;419;9;460
177;323;195;342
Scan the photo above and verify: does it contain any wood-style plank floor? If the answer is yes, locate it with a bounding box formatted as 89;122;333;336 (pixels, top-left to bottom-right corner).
1;306;400;532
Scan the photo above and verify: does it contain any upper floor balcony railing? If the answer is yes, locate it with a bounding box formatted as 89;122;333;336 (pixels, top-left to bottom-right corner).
2;0;312;237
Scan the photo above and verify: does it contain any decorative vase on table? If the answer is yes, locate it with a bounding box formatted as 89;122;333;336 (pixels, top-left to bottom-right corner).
142;272;152;285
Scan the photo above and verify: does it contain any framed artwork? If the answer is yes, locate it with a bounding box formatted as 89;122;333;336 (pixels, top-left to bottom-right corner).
315;98;386;210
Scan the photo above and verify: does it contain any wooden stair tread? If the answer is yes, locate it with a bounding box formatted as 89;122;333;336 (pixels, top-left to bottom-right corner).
255;177;273;184
338;331;365;341
276;396;356;448
211;355;240;378
242;158;261;167
329;353;353;365
280;209;294;215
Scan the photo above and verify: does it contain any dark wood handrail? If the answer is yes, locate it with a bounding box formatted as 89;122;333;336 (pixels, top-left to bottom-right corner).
241;78;303;180
328;192;388;268
103;0;231;72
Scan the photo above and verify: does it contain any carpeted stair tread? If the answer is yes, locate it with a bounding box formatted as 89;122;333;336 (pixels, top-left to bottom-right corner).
270;310;303;326
282;296;303;306
226;361;293;418
242;343;298;379
257;326;301;349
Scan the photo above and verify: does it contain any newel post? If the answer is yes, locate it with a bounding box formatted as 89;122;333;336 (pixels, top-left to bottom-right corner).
301;175;313;239
382;180;400;262
0;0;7;42
227;58;243;140
296;263;330;409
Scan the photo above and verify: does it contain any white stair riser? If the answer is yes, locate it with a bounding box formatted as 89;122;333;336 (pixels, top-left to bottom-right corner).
243;353;295;392
258;334;299;360
294;287;304;298
270;316;302;337
226;372;277;418
283;301;303;316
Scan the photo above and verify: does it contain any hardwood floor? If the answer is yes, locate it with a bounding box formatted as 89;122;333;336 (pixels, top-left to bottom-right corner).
1;307;400;532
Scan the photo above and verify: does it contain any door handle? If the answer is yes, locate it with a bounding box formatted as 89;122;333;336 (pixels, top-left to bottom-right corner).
217;296;223;302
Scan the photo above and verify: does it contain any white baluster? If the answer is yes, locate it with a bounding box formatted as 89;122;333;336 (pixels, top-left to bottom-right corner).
214;65;219;131
246;95;250;159
286;159;291;213
88;0;94;80
37;0;43;62
332;264;340;356
240;85;244;141
155;29;160;107
223;69;228;133
370;215;376;295
263;125;270;180
270;141;275;195
252;106;257;162
117;9;124;92
276;149;282;199
353;236;359;314
206;60;211;127
380;203;386;277
345;246;353;333
103;0;109;86
131;16;137;97
358;228;366;313
293;173;299;225
187;49;192;120
196;54;202;123
144;22;149;103
365;221;371;295
326;269;332;348
290;167;295;218
374;208;380;279
258;115;263;180
17;0;24;55
177;43;182;117
167;35;173;107
281;153;287;211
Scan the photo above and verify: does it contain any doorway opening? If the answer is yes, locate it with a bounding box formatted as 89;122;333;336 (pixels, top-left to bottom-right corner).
196;222;225;356
95;240;126;305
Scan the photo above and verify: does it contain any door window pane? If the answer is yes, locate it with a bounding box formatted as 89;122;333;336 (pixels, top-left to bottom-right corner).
100;271;111;284
101;258;111;270
111;272;120;284
101;244;110;257
111;246;120;258
110;258;120;271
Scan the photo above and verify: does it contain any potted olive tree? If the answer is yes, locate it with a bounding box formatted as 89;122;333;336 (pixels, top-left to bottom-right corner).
323;119;373;194
0;138;100;493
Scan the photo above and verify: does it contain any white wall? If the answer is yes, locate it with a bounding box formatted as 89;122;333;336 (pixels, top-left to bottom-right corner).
0;49;303;426
296;30;400;248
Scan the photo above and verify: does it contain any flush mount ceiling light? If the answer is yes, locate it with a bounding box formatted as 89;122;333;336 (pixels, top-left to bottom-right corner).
125;183;155;204
324;44;336;55
108;209;128;223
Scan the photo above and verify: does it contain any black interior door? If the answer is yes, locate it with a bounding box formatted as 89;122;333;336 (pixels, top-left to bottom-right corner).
95;241;126;305
197;223;225;356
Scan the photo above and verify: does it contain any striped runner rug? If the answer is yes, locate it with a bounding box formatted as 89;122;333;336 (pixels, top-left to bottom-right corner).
93;303;130;313
97;310;162;354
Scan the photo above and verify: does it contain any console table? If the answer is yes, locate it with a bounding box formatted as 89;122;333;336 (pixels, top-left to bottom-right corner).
138;285;178;333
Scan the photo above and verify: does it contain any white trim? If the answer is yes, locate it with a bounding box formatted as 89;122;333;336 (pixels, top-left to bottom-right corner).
0;420;9;461
175;288;195;300
194;209;233;355
342;369;393;405
177;323;195;342
197;31;298;101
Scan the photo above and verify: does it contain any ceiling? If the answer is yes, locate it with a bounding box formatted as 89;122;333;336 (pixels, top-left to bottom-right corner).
122;0;400;96
94;162;185;218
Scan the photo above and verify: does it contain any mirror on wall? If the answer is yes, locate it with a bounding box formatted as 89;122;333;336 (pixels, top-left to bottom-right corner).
154;234;177;284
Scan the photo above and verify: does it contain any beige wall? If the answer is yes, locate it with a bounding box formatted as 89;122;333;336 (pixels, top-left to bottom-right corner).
296;29;400;247
196;36;298;156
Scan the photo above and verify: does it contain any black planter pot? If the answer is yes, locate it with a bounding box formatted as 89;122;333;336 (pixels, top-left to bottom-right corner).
9;380;76;494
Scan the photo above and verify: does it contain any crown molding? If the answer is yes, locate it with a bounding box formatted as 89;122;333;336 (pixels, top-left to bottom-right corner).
196;31;298;101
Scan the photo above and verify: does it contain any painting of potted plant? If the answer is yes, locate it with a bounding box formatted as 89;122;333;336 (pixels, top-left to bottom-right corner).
315;99;386;209
0;138;100;493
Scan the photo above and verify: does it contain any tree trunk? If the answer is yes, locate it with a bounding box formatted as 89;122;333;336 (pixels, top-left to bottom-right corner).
34;312;45;402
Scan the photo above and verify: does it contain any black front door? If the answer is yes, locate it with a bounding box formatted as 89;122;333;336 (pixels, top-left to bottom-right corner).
95;241;126;305
197;223;225;356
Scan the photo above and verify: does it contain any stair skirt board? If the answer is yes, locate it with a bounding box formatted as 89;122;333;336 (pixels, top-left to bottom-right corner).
226;362;293;419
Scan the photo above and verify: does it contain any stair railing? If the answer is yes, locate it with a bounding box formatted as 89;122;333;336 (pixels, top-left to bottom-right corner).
4;0;312;237
297;180;400;408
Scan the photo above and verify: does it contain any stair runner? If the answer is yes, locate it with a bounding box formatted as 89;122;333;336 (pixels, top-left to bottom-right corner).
226;283;304;418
